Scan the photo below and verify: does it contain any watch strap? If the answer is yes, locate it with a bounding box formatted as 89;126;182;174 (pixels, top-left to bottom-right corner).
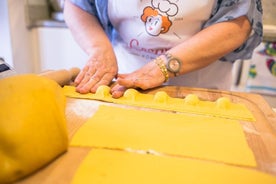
154;57;169;83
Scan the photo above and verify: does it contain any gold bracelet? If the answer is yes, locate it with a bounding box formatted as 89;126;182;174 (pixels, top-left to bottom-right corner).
154;56;169;82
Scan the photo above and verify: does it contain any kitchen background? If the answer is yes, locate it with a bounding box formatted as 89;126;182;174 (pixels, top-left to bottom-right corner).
1;0;276;107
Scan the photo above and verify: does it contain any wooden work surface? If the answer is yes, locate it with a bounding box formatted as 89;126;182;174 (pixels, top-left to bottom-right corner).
17;86;276;184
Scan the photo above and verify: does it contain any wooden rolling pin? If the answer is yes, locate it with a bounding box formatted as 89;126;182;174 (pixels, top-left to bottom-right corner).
39;67;80;86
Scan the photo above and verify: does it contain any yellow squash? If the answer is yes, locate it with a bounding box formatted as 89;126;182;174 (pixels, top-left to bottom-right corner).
0;74;68;184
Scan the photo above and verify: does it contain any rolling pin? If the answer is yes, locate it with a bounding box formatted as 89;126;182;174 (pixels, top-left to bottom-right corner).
39;67;80;86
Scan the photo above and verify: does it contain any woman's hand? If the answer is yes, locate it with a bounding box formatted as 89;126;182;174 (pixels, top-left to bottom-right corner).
75;48;118;94
64;1;118;94
111;60;166;98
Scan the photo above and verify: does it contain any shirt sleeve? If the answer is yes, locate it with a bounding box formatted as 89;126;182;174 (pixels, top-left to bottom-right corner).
204;0;263;62
69;0;97;15
69;0;112;39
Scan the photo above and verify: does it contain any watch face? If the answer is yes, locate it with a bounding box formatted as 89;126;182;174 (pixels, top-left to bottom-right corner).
168;59;181;73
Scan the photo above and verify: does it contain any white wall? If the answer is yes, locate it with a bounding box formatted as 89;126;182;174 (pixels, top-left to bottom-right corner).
32;27;86;73
0;0;86;74
0;0;13;67
0;0;38;73
8;0;35;73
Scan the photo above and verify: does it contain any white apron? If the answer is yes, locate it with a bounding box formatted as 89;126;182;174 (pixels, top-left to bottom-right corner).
108;0;233;90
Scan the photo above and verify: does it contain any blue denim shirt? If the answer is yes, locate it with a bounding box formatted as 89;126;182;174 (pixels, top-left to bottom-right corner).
69;0;263;62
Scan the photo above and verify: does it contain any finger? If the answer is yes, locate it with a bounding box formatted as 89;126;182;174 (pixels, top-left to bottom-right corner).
89;68;117;91
75;66;94;86
116;77;137;88
74;66;89;85
76;70;98;93
111;84;128;98
78;68;117;94
117;73;128;79
76;75;99;94
118;77;159;90
90;74;114;93
76;68;97;92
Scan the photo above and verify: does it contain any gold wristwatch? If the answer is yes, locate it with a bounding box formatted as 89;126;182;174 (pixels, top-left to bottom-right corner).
165;53;182;76
154;53;182;82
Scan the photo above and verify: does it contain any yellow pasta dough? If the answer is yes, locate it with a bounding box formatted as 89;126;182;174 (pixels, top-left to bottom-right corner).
63;85;256;121
0;74;68;184
70;105;256;167
72;149;276;184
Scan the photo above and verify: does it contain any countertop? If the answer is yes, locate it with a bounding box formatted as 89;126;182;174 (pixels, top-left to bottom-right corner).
16;85;276;183
29;20;67;29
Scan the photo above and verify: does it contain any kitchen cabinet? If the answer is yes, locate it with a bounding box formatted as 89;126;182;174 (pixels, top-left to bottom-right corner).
31;27;86;73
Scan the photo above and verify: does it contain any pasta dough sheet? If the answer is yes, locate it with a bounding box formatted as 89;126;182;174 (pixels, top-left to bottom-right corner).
63;85;255;121
70;105;256;167
72;149;276;184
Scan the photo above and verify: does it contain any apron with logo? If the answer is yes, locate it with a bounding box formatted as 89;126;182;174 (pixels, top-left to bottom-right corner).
108;0;233;90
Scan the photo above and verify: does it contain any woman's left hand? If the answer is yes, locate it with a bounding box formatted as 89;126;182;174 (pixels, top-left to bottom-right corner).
111;60;166;98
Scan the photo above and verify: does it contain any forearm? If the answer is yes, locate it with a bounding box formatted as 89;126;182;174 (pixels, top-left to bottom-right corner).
63;1;118;94
167;16;251;76
63;1;113;56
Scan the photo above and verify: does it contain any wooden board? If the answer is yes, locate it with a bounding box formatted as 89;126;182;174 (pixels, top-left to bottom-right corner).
16;86;276;184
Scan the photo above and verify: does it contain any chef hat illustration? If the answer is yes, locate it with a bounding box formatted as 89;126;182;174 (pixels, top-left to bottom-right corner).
151;0;178;17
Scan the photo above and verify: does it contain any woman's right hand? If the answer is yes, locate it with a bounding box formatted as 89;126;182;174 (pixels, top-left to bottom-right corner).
64;1;118;94
74;48;118;94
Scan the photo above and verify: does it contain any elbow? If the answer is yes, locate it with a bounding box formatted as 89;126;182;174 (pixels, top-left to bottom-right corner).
235;16;252;45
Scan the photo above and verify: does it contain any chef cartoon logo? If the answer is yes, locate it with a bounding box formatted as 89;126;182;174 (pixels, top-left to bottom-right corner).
141;0;178;36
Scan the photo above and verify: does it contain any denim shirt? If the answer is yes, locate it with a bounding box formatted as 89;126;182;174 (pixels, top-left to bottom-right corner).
69;0;263;62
